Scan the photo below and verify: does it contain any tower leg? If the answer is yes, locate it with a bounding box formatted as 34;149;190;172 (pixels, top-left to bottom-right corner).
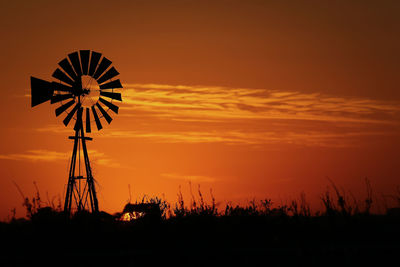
64;127;99;215
80;126;99;213
64;129;79;213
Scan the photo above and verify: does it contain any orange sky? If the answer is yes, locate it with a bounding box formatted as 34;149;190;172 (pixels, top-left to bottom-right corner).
0;0;399;219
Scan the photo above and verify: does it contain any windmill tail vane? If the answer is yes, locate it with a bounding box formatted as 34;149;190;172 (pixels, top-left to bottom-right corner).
30;50;123;215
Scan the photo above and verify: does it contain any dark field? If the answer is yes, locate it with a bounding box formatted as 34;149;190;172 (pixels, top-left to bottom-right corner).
1;184;400;266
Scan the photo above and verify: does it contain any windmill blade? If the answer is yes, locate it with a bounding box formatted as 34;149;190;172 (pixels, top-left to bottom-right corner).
99;97;119;114
97;67;119;84
31;77;54;107
93;57;112;79
52;68;75;86
52;82;73;92
89;51;101;76
86;107;91;133
96;103;112;124
99;79;123;89
58;58;77;80
80;50;90;75
100;91;122;101
55;99;75;117
68;52;82;77
91;106;103;130
51;93;73;104
63;103;80;126
74;107;83;131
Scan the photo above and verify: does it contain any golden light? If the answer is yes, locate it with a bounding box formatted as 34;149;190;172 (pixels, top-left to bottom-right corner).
120;211;145;221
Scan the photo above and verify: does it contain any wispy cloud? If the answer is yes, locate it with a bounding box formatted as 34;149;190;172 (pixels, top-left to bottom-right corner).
96;129;395;147
36;83;400;147
162;173;216;183
0;150;67;162
87;150;121;168
0;149;120;167
122;83;400;124
36;125;72;134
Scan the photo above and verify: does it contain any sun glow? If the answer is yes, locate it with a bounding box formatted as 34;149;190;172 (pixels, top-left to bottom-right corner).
120;211;145;221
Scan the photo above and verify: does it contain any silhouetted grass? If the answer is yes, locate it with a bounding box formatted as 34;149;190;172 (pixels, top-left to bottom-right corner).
2;179;400;266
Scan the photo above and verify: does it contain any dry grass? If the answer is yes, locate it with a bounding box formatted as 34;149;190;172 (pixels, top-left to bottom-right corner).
9;178;400;221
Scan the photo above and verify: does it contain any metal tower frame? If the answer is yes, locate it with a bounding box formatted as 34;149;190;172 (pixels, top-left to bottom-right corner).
64;98;99;214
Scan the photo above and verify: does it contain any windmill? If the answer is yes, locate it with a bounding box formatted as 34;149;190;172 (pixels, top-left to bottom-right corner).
30;50;123;214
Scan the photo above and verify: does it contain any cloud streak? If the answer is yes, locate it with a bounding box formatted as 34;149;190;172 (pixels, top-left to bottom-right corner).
0;150;67;162
36;83;400;147
122;83;400;124
162;173;216;183
0;149;120;167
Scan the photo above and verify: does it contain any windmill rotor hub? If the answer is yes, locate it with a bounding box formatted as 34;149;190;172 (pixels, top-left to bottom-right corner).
80;75;100;108
82;88;90;95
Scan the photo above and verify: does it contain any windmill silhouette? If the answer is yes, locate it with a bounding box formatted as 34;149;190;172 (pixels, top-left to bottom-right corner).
30;50;122;214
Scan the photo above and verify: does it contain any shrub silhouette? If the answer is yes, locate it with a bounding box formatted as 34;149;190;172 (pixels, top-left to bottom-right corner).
3;179;399;266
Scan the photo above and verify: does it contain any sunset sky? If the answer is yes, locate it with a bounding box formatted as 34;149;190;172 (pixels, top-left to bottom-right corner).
0;0;399;219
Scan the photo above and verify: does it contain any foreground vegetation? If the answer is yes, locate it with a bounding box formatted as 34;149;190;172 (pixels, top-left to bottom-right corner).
1;180;400;266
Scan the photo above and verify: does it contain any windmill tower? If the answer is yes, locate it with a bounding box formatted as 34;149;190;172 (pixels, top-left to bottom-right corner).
30;50;123;214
